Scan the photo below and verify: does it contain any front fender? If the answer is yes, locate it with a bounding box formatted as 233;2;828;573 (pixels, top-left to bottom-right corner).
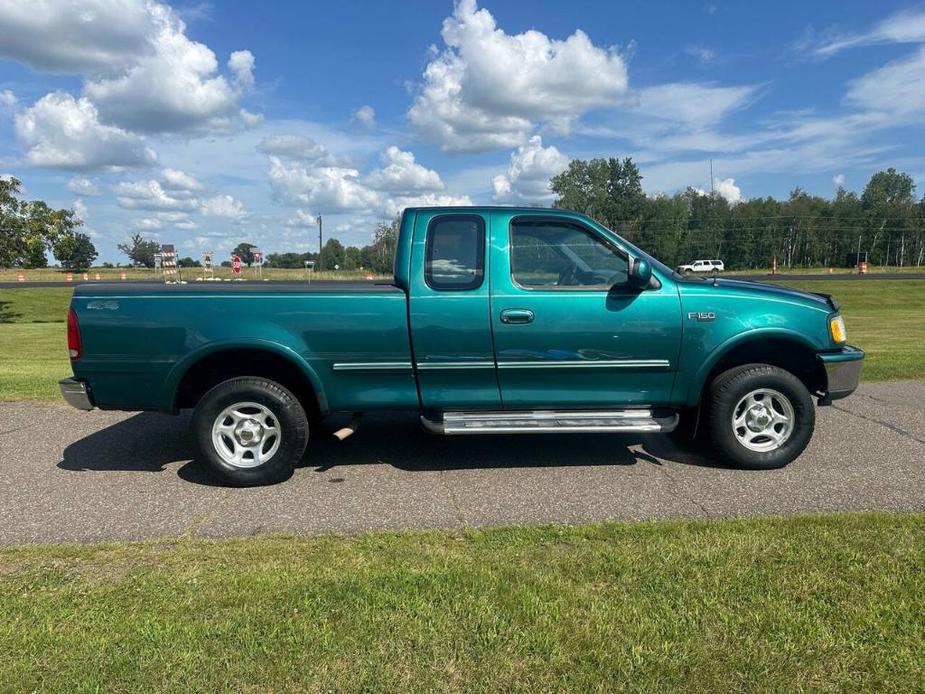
683;328;821;406
163;338;328;414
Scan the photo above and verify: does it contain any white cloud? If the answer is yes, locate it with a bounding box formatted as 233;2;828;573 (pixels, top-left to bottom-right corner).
67;177;101;196
267;156;380;214
15;92;157;170
689;178;742;204
1;0;259;136
0;0;162;73
240;108;264;127
201;194;246;218
365;146;444;193
491;136;569;203
408;0;629;152
72;198;88;222
684;45;715;63
634;82;756;131
285;210;318;228
228;50;255;90
714;177;742;204
833;173;846;188
845;46;925;119
0;89;16;106
354;105;376;128
133;217;163;230
114;179;198;211
380;193;474;219
814;9;925;57
157;211;192;222
83;11;253;134
161;168;203;192
257;134;334;164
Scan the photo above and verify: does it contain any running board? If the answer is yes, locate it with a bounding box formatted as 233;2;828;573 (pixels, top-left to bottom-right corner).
420;409;679;435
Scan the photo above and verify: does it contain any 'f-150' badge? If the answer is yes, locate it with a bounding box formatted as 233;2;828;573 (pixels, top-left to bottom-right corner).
687;311;716;321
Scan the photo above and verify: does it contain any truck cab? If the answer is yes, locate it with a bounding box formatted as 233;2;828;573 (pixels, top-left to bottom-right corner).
61;206;863;486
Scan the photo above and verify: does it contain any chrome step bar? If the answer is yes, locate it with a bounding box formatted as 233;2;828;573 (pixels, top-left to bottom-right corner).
420;409;679;435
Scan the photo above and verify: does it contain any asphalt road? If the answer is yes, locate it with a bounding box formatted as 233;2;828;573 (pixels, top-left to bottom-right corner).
2;380;923;545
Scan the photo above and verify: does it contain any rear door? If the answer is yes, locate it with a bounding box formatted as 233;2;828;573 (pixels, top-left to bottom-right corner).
488;210;682;408
408;210;501;410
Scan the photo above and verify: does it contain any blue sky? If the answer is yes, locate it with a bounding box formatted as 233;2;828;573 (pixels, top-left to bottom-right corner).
1;0;924;262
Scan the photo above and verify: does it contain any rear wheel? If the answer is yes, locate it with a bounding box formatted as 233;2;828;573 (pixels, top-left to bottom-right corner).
705;364;814;470
192;376;308;486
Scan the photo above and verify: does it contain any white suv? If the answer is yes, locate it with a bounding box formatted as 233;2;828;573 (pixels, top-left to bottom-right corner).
677;259;725;274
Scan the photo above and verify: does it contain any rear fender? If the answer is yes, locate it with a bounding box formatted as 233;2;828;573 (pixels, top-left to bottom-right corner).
164;338;328;414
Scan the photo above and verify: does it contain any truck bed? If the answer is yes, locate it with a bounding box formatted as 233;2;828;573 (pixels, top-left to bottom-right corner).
71;280;416;413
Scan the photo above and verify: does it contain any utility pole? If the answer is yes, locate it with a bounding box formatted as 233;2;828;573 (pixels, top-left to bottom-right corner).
317;215;323;272
709;159;715;197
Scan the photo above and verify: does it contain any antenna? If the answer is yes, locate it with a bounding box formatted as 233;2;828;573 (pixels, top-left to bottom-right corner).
710;159;715;197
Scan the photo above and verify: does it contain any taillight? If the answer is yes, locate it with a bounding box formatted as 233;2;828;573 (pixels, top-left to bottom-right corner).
67;308;82;360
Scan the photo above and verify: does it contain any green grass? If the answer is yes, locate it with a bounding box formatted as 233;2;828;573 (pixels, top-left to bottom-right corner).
0;280;921;401
0;286;73;323
0;323;69;401
0;513;922;692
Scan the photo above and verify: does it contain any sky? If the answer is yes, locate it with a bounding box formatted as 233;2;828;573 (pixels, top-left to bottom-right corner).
1;0;924;263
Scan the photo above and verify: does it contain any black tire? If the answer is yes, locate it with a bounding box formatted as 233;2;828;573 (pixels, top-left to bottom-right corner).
705;364;814;470
192;377;308;486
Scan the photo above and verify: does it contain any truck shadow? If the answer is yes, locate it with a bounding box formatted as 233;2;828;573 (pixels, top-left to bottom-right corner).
58;411;726;487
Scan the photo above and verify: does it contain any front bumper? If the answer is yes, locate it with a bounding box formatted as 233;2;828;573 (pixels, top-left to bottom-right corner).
59;378;94;410
818;345;864;404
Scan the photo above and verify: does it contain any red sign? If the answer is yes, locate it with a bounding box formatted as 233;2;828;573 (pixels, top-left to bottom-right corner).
232;254;242;274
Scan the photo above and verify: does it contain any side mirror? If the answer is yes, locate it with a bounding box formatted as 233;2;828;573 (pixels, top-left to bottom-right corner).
627;256;652;288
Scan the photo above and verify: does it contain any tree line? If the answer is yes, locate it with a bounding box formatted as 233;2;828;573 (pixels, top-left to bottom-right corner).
551;159;925;269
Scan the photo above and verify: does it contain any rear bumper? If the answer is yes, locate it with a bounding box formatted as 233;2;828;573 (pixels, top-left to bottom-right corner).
59;378;94;411
818;346;864;404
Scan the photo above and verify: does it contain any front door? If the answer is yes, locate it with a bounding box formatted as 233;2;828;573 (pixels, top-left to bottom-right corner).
489;211;682;408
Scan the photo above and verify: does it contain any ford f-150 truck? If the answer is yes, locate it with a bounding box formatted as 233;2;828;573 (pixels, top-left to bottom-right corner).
60;207;864;485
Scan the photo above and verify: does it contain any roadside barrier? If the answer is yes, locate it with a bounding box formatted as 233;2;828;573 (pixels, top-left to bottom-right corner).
66;273;73;282
17;271;24;282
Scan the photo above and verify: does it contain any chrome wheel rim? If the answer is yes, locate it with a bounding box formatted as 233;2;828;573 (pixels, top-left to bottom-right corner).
731;388;794;452
211;401;282;468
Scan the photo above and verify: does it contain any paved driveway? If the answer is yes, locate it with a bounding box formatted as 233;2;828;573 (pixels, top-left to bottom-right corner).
1;381;923;545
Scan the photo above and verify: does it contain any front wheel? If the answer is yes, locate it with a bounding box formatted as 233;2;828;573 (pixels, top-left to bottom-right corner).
192;377;308;486
705;364;814;470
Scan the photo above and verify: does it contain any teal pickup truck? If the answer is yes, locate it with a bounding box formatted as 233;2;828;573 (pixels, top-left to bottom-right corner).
60;207;863;485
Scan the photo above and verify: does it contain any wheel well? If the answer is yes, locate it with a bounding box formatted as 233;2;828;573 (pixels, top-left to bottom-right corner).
703;338;825;399
174;348;321;416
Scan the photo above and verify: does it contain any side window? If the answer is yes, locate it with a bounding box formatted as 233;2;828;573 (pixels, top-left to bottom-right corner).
510;219;628;289
425;215;485;290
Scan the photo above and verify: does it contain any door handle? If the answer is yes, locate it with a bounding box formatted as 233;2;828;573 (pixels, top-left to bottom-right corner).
500;308;535;324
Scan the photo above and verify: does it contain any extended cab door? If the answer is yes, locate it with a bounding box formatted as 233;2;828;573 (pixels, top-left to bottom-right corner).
408;210;502;410
488;210;682;408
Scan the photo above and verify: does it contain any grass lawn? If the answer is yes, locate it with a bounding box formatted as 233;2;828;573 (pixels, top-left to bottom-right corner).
1;513;922;691
0;279;921;401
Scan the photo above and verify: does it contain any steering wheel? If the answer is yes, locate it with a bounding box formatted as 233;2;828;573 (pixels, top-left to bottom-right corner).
557;262;580;286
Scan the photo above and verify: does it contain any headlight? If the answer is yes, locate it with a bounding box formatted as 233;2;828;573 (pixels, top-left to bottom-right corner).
829;315;847;344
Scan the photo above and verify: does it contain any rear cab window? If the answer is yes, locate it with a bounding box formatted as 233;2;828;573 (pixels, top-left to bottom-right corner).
425;215;485;290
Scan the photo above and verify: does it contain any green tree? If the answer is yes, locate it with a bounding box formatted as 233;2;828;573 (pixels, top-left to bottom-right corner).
118;233;161;267
178;256;201;268
320;238;345;270
232;242;257;266
862;168;916;265
53;232;98;270
0;177;81;268
551;157;645;236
